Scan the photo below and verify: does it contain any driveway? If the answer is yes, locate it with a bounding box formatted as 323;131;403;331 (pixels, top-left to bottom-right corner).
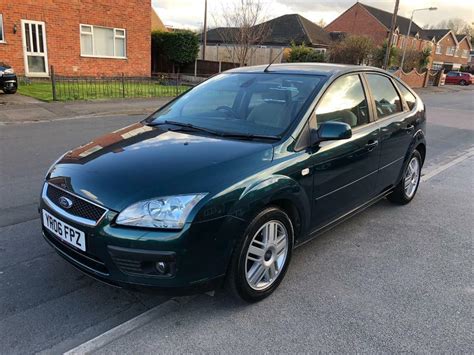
0;87;473;353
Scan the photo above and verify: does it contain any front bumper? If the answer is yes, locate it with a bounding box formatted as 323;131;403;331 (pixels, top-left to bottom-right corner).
39;189;246;292
0;74;17;90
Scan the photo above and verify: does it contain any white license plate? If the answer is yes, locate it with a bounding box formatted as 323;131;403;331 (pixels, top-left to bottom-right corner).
42;209;86;251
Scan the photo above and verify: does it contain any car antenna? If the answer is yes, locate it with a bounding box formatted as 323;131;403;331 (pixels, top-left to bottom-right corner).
264;47;286;72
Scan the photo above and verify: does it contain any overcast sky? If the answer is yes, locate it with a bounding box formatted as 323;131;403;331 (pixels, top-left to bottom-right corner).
152;0;473;31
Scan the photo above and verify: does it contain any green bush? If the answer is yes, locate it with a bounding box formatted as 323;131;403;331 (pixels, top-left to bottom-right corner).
373;40;399;68
288;42;326;63
329;36;374;65
152;31;199;72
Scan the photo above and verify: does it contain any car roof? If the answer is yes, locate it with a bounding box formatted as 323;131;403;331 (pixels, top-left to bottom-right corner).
226;63;388;76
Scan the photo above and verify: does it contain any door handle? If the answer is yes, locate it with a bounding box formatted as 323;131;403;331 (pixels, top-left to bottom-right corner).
403;124;415;132
365;140;379;151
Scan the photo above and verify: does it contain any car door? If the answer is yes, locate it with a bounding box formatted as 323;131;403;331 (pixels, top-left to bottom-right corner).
304;73;381;232
363;73;416;192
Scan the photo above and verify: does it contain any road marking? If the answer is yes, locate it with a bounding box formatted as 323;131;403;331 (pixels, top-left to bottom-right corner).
64;298;191;354
422;147;474;182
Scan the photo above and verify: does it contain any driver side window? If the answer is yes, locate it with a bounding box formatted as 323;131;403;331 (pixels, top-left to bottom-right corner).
315;74;369;128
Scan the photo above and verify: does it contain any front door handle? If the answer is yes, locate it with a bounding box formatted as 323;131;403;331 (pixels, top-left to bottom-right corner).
403;124;415;132
365;140;379;151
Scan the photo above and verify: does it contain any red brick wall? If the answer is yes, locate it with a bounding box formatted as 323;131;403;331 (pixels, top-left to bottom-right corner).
0;0;150;76
394;69;428;88
325;3;388;45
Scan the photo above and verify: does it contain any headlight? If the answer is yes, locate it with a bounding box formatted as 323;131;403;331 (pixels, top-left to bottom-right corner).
4;68;14;74
116;194;207;229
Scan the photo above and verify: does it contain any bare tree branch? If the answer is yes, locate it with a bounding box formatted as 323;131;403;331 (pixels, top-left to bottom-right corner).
213;0;271;66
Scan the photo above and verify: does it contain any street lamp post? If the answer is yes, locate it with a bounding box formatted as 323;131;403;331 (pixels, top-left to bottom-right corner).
400;7;437;71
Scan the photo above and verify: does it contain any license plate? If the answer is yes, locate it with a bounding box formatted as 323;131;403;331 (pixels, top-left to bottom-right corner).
42;210;86;251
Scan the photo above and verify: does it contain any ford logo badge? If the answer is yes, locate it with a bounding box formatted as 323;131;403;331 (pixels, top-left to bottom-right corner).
59;196;73;209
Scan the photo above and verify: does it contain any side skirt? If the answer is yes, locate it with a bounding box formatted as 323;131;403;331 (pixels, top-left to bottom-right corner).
294;189;393;249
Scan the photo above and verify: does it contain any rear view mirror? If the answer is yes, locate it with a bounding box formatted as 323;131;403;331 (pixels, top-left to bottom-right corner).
313;121;352;144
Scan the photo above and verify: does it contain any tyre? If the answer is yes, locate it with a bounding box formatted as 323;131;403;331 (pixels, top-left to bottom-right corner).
226;206;293;302
3;88;17;94
459;80;467;86
387;150;422;205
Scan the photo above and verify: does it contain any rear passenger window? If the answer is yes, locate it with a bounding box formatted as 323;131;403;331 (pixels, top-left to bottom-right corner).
366;74;402;118
316;74;369;128
395;81;417;110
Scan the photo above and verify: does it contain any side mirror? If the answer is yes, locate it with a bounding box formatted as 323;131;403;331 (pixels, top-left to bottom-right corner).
312;121;352;145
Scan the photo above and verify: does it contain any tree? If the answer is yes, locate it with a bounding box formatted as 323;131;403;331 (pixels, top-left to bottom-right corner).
373;40;399;68
329;35;375;65
152;31;199;73
214;0;270;66
316;19;327;28
288;42;326;63
399;47;431;72
427;18;473;38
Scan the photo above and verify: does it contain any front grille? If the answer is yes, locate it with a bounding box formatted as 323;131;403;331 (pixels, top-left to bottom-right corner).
43;229;109;275
46;184;106;222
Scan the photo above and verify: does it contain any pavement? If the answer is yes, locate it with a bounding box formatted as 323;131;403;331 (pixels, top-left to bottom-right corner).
0;85;473;354
0;93;171;124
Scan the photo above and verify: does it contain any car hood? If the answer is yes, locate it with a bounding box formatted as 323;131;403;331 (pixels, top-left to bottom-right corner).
47;123;274;211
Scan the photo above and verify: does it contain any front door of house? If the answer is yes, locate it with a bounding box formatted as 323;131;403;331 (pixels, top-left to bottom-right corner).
21;20;49;76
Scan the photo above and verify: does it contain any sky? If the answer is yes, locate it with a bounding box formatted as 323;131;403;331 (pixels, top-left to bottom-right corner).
152;0;474;31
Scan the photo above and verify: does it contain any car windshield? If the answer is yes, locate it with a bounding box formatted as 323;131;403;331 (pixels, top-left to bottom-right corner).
147;73;322;138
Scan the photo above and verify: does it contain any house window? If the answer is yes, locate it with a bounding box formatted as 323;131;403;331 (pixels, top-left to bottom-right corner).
80;24;126;58
0;14;4;42
431;62;442;70
446;46;455;56
435;45;442;54
462;49;469;58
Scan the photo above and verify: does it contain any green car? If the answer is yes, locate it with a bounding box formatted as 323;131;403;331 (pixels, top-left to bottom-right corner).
40;64;426;302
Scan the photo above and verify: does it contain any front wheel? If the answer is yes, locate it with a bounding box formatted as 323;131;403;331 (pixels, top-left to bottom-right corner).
3;88;17;94
226;207;293;302
459;80;467;86
387;150;422;205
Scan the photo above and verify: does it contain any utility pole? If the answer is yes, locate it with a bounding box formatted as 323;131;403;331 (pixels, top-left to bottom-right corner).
383;0;400;69
202;0;208;60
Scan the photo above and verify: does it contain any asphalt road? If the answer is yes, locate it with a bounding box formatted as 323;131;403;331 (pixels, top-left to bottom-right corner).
0;86;473;353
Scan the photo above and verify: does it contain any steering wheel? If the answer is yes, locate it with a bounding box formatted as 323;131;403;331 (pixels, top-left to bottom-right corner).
215;106;239;119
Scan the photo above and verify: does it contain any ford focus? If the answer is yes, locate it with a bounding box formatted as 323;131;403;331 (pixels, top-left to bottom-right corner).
40;64;426;302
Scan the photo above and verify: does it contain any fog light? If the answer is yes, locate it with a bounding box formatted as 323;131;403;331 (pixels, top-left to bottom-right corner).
155;261;167;274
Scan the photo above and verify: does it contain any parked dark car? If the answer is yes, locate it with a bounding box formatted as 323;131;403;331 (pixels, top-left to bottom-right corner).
40;64;426;302
444;71;474;85
0;63;18;94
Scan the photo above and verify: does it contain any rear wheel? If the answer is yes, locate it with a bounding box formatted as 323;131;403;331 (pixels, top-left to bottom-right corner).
459;80;467;86
387;150;422;205
226;207;293;302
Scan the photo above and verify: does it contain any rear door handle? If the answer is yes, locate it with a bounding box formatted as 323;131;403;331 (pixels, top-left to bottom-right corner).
404;124;415;132
365;140;379;151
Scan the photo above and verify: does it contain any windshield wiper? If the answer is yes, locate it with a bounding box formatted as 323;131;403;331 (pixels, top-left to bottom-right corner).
150;120;224;136
150;120;280;141
220;132;281;141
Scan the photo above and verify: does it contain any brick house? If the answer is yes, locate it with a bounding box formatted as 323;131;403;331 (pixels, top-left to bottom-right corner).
325;2;434;51
0;0;152;77
423;30;472;70
325;2;471;70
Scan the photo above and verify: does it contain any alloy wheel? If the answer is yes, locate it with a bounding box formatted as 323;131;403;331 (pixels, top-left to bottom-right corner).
404;156;420;198
245;220;289;291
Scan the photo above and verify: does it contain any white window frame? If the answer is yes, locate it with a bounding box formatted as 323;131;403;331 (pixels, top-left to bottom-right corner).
435;45;442;55
79;24;126;59
0;14;5;43
461;49;469;58
445;46;455;56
